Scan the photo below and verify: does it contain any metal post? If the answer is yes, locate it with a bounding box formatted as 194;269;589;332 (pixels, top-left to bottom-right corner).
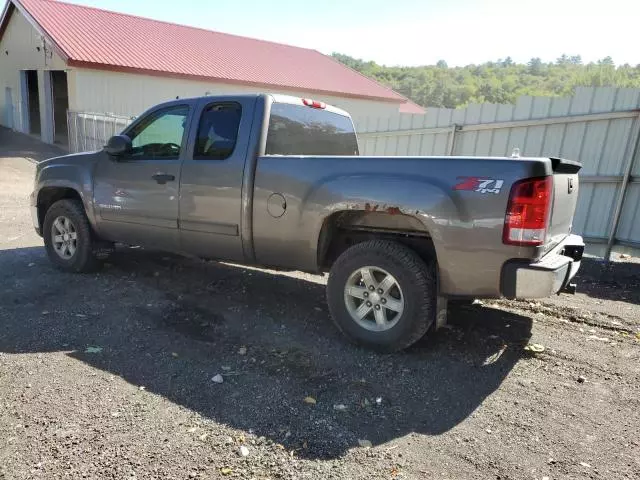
93;114;98;151
102;114;107;147
66;110;71;151
73;113;79;153
447;124;461;155
81;115;86;151
605;113;640;261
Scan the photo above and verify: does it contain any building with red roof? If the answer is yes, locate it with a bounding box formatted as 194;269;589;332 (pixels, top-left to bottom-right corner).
0;0;424;146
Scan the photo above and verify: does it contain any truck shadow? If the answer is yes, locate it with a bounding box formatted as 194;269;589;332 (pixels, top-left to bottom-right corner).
0;246;532;459
574;257;640;306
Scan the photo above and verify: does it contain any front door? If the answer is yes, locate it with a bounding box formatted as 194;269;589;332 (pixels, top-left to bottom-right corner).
179;96;256;261
93;103;192;250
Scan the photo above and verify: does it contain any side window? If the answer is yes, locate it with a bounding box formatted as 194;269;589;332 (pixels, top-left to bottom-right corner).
126;105;189;160
194;102;242;160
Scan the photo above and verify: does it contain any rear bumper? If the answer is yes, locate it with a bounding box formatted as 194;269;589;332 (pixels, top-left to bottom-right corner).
501;234;584;298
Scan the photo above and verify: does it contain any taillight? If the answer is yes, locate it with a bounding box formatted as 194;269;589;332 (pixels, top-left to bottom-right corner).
302;98;326;109
503;176;553;246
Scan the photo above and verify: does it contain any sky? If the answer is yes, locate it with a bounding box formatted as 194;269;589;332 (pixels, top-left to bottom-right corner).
15;0;640;67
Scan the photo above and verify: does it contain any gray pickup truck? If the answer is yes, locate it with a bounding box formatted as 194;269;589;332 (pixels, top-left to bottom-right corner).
31;93;584;351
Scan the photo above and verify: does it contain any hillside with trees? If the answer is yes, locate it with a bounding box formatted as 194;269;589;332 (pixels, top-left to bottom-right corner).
332;54;640;109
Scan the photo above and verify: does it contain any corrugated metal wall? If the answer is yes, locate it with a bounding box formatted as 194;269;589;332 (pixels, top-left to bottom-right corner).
354;87;640;257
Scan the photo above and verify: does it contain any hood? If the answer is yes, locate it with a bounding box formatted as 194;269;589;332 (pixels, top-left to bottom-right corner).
38;151;101;170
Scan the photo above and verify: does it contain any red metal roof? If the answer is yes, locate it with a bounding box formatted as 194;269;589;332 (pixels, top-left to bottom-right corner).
399;100;427;114
7;0;422;108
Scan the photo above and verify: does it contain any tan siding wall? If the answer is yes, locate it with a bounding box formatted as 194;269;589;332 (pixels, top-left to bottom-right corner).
70;68;403;119
0;8;66;132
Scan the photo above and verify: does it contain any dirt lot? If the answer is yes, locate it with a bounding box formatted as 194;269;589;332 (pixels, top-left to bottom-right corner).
0;129;638;480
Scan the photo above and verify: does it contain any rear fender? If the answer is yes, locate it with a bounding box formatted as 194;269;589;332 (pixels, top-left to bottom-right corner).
310;174;468;268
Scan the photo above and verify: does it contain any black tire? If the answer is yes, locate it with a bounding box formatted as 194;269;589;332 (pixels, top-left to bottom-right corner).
326;240;436;352
43;199;103;273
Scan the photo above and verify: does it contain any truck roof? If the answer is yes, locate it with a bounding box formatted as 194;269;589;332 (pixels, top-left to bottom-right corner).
154;93;351;118
269;94;351;117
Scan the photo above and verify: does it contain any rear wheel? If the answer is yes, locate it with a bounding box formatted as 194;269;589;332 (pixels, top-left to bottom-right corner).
327;240;436;352
43;199;103;273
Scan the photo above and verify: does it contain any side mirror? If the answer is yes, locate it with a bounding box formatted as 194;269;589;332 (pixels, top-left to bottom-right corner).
105;135;131;156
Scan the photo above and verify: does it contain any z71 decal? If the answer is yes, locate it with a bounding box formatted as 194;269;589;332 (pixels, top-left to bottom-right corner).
454;177;504;195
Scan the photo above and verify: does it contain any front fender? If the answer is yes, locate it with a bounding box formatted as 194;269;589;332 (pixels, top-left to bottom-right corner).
33;160;97;227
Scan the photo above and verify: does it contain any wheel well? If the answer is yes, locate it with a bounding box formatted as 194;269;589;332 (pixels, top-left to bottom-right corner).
37;187;83;231
318;211;437;270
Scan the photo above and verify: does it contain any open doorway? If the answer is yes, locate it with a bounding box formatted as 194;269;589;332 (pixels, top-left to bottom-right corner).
50;71;69;146
25;70;41;135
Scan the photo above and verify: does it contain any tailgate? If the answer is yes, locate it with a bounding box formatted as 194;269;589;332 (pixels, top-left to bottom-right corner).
547;158;581;249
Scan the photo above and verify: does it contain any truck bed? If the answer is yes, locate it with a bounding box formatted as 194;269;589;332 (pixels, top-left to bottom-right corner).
251;155;579;297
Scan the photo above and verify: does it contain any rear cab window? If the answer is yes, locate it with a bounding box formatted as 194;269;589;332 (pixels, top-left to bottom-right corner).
194;102;242;160
265;100;359;156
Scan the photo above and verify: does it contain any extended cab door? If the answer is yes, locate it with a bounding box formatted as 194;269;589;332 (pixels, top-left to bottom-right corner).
93;102;193;250
179;96;257;262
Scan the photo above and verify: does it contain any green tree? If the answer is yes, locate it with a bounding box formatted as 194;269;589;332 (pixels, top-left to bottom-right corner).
331;53;639;109
501;56;514;67
527;57;544;75
598;56;614;66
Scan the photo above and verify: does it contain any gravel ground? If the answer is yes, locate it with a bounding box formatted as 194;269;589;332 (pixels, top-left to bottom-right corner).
0;129;639;480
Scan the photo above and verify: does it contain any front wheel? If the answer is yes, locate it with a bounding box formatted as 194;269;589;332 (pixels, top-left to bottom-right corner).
326;240;436;352
43;199;103;273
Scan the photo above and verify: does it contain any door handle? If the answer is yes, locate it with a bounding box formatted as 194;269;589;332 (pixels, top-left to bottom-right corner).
152;173;175;184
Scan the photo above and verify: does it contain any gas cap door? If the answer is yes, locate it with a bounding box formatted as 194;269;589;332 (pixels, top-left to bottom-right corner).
267;193;287;218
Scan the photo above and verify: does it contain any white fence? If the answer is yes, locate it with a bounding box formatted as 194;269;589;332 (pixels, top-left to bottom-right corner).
354;87;640;258
67;87;640;258
67;111;133;153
